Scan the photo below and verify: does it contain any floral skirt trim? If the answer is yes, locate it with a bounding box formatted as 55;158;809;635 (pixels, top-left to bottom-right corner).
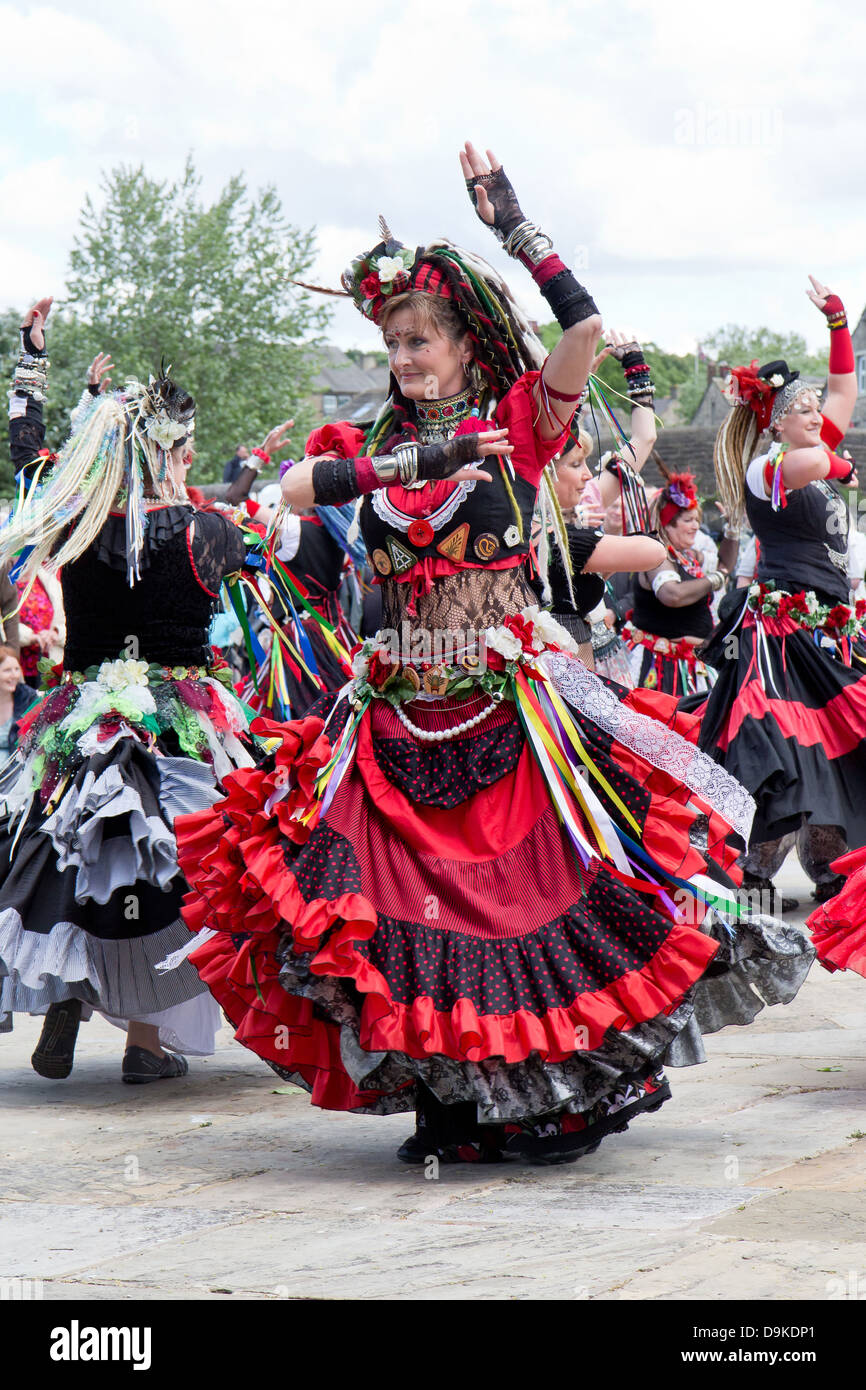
623;622;715;698
9;656;253;808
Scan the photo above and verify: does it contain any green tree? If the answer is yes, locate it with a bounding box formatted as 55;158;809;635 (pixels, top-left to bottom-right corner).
537;322;694;417
60;157;330;479
700;324;827;378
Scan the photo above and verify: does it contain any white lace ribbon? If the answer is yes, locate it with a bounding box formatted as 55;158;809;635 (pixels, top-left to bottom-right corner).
542;651;755;844
155;927;216;973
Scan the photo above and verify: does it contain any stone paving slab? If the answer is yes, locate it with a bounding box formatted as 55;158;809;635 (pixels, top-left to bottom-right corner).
1;862;865;1300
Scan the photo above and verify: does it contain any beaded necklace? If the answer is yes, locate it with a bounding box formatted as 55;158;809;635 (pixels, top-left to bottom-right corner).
414;387;480;445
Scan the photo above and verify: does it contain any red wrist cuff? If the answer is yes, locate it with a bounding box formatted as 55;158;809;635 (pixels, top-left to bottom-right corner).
519;251;568;288
353;456;379;493
251;448;270;466
828;325;855;375
825;450;854;481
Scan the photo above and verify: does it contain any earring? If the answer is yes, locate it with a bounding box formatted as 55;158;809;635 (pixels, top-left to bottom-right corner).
467;359;483;393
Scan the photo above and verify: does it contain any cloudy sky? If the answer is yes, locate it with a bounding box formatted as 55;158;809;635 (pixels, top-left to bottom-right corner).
3;0;866;359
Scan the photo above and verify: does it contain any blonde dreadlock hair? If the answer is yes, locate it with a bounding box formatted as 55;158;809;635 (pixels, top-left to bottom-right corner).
0;375;193;595
714;404;761;527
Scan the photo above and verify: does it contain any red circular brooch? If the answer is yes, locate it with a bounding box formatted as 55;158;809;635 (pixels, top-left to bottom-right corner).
407;519;435;547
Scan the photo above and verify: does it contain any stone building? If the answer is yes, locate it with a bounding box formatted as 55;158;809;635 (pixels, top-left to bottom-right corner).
310;345;390;420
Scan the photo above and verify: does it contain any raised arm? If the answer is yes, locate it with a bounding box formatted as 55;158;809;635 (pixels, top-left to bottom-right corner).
596;329;657;508
9;297;52;478
459;141;602;442
772;444;858;493
224;419;294;506
807;275;857;435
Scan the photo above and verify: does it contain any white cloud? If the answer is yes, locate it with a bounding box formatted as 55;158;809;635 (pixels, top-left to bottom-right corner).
1;0;864;361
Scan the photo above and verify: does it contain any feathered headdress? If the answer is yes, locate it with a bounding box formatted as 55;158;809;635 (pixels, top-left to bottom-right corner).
722;359;800;433
295;218;545;449
0;370;195;592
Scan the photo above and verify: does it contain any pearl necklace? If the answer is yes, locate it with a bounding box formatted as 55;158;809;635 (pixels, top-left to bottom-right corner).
393;696;498;742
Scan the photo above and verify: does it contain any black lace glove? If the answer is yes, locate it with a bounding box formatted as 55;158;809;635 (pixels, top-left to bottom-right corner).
414;433;487;480
465;165;526;243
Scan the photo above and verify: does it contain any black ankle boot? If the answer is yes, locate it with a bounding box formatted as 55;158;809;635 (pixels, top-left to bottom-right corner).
740;871;799;914
812;874;845;905
31;999;82;1079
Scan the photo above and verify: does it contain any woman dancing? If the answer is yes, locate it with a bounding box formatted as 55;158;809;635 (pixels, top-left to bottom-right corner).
697;276;865;907
0;297;273;1081
175;145;812;1163
625;474;724;696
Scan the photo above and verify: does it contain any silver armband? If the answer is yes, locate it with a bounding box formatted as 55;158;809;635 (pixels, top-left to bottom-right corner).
371;454;400;485
502;220;554;265
392;442;419;486
651;569;680;596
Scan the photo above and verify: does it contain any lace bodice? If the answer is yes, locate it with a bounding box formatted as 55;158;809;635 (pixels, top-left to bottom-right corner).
379;565;538;638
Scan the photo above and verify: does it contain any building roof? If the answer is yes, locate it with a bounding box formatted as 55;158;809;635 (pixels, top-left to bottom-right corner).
311;344;389;395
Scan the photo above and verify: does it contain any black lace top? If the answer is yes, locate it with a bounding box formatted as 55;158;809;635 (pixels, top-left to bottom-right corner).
62;504;246;670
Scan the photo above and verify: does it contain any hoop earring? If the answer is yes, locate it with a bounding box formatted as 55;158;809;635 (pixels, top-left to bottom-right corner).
467;359;484;394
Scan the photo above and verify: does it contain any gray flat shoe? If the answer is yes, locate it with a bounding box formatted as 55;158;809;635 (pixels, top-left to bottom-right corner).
122;1045;189;1084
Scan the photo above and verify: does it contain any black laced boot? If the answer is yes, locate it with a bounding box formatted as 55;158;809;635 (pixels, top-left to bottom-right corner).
397;1085;504;1164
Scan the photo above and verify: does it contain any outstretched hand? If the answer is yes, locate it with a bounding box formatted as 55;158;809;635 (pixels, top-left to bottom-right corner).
421;426;513;483
604;327;642;362
458;141;525;240
87;352;114;392
261;419;294;458
21;296;53;352
806;274;844;316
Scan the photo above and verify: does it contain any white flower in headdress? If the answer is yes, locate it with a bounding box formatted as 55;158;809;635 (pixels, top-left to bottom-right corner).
769;374;785;388
143;414;189;451
374;255;407;287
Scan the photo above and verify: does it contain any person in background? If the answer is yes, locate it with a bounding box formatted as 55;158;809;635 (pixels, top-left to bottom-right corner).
0;646;38;757
0;569;20;652
16;566;64;685
222;444;250;485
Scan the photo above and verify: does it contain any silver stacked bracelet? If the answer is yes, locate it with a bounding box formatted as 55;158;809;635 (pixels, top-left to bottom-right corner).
392;442;420;486
12;355;50;403
502;220;554;265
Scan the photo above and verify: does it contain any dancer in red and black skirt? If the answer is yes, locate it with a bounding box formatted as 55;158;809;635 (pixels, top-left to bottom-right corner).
698;275;866;908
625;474;723;696
175;144;813;1164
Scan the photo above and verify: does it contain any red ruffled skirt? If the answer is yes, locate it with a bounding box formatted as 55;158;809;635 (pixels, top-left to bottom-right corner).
808;845;866;977
176;677;748;1116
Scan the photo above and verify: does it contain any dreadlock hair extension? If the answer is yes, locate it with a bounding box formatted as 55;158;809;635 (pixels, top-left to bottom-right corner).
536;465;576;609
0;384;187;597
714;403;761;527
